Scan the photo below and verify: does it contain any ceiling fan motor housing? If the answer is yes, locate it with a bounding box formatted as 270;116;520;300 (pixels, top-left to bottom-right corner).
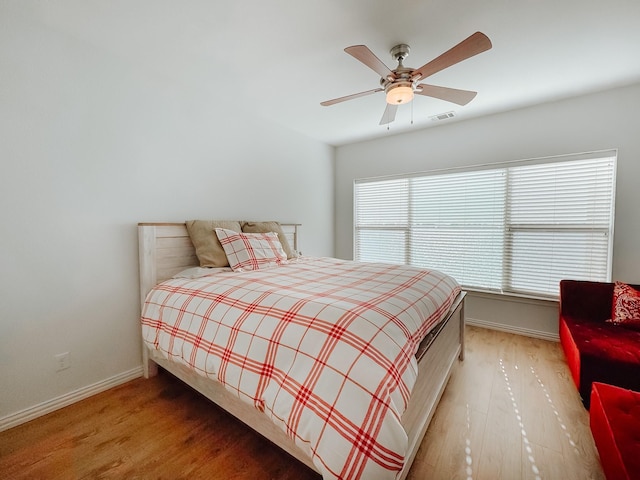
384;44;416;104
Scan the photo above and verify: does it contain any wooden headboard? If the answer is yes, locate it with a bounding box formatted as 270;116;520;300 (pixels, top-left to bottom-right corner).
137;223;300;307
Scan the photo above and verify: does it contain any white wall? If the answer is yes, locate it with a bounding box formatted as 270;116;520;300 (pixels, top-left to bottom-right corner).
335;82;640;338
0;5;334;424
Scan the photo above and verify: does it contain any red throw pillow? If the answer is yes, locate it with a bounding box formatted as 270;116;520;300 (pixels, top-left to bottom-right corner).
609;281;640;330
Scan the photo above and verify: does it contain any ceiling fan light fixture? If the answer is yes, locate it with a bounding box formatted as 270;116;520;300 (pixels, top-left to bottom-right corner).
386;84;414;105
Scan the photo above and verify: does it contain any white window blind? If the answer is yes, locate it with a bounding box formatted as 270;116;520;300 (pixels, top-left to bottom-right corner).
354;151;616;298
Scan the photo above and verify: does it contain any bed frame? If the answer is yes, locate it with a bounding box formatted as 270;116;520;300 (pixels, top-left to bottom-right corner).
138;222;465;479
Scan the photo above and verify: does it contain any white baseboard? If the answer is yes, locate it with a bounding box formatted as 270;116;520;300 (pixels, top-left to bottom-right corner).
0;366;143;432
466;317;560;342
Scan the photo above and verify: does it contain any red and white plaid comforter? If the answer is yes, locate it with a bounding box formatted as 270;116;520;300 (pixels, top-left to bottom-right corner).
141;257;460;479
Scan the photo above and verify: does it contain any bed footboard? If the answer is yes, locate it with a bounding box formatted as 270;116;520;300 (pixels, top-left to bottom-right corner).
399;291;465;479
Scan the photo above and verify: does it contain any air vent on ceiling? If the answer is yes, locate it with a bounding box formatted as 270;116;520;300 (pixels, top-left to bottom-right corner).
429;111;455;122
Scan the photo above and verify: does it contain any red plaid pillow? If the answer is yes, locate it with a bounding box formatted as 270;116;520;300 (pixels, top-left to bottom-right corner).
215;228;287;272
609;281;640;330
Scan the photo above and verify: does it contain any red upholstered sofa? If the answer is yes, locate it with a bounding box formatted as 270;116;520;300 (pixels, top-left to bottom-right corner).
590;382;640;480
559;280;640;408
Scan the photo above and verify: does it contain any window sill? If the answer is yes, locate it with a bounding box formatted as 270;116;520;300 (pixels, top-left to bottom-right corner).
463;288;559;307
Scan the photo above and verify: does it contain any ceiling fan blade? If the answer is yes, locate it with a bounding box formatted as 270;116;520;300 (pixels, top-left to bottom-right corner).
415;84;478;105
379;103;398;125
345;45;394;79
320;88;383;106
412;32;492;81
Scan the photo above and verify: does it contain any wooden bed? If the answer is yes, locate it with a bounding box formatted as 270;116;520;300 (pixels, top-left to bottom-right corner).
138;222;465;479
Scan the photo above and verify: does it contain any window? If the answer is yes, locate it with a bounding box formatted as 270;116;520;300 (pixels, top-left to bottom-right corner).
354;151;616;298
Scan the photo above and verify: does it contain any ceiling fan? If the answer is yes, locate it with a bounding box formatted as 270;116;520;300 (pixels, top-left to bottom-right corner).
320;32;492;125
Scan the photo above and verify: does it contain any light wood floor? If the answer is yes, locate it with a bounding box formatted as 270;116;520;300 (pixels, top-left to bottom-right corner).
409;326;604;480
0;326;604;479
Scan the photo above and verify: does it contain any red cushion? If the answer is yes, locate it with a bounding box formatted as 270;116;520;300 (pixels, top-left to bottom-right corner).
560;314;640;408
590;383;640;480
559;316;581;390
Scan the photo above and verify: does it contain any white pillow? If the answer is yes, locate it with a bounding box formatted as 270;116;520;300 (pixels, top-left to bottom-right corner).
172;266;232;279
215;228;287;272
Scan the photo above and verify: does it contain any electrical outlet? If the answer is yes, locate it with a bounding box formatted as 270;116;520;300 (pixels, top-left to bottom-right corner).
55;352;70;372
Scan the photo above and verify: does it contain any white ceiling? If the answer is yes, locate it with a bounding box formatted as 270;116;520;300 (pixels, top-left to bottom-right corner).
18;0;640;146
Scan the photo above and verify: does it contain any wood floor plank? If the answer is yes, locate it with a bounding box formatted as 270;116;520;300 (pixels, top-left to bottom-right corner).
0;326;605;479
414;326;604;480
